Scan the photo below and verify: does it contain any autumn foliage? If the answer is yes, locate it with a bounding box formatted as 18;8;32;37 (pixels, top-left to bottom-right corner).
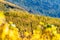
0;10;60;40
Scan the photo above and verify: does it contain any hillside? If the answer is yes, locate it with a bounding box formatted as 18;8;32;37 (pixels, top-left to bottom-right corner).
4;7;60;40
0;0;60;40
